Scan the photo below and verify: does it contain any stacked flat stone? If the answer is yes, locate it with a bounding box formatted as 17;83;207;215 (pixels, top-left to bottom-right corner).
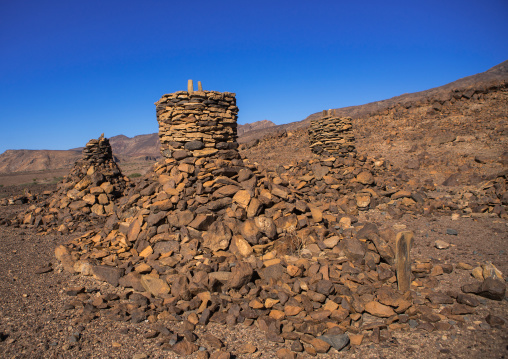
15;135;129;233
155;89;239;159
308;110;356;155
81;135;114;164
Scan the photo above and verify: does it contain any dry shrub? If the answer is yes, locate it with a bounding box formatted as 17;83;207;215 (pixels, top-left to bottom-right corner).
273;231;308;256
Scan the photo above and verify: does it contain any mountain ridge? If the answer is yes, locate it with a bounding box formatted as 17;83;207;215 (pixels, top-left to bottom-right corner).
1;60;506;174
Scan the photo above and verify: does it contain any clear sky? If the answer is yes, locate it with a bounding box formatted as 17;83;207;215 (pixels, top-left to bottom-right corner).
1;0;507;153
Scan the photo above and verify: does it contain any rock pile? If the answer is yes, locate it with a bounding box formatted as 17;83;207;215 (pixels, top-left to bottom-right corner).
272;155;507;220
267;154;431;220
308;110;355;155
0;190;42;207
156;80;238;159
55;87;506;356
11;135;130;233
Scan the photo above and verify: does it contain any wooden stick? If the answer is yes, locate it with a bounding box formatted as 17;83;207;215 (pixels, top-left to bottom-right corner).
396;231;414;292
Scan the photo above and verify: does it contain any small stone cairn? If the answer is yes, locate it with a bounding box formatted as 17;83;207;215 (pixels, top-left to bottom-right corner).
308;109;355;155
15;134;129;233
55;84;505;357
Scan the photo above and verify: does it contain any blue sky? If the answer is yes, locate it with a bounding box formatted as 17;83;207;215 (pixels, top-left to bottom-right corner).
1;0;507;153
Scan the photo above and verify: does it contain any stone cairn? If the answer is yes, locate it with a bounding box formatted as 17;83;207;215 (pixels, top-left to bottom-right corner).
157;79;238;158
13;135;129;233
55;84;505;357
308;109;355;155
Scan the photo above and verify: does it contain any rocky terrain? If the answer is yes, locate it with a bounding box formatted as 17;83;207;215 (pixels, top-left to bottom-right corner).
0;63;507;359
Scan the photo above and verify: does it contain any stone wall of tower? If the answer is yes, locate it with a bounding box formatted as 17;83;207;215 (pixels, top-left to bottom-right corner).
308;110;355;156
155;85;239;159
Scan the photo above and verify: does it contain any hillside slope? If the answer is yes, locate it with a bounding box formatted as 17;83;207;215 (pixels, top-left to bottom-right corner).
239;60;508;143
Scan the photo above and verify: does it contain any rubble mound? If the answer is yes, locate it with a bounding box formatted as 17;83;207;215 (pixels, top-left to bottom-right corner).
10;135;130;233
54;86;506;356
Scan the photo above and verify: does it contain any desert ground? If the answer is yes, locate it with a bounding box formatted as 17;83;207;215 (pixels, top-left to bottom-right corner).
0;65;507;359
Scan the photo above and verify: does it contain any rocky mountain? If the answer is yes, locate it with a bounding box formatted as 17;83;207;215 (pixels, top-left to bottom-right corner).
237;119;276;136
108;133;160;161
0;149;81;173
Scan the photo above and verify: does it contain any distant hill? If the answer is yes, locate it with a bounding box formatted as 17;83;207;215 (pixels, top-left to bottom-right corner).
237;120;276;136
0;121;277;173
0;149;81;173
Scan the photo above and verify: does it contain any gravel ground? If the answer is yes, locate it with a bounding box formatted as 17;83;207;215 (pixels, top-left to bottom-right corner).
0;201;507;359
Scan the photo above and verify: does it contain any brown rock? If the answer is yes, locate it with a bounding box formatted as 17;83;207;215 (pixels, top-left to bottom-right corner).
479;278;506;301
91;265;124;287
285;304;304;316
456;293;480;307
274;214;298;232
349;334;363;345
395;231;413;292
271;184;290;199
237;343;257;354
276;348;296;359
230;235;253;257
342;237;365;261
261;264;285;281
254;216;277;239
364;301;396;318
127;217;143;242
240;219;262;244
427;292;454;305
247;197;262;218
203;221;232;250
55;245;76;273
119;272;145;292
141;275;170;297
188;214;215;230
309;205;323;222
356;171;374;185
310;337;331;353
485;313;506;328
172;340;198;356
287;264;303;277
210;352;230;359
232;190;251;208
226;262;253;289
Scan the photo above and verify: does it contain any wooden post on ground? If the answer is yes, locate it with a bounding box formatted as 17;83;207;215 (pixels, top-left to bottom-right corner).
187;79;194;94
396;231;414;292
197;81;203;91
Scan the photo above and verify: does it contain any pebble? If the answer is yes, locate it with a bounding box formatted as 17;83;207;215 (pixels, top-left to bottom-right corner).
446;228;458;235
434;240;450;249
408;319;418;328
